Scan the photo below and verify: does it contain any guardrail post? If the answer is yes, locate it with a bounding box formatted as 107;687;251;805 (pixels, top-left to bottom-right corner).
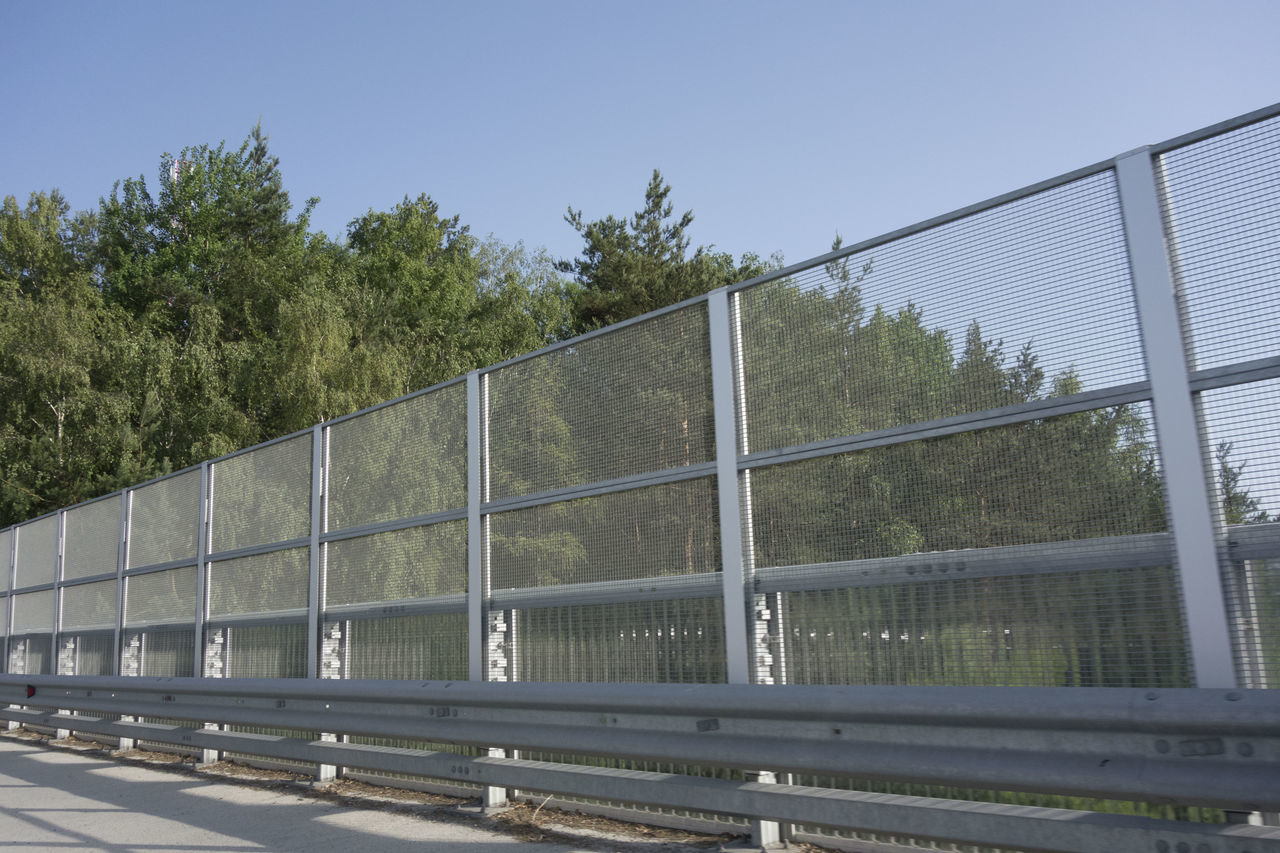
1115;148;1239;688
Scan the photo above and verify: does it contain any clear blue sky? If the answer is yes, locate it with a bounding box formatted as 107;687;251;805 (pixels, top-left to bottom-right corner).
2;0;1278;269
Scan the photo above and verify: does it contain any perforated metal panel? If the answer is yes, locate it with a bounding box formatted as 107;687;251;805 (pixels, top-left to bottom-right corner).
748;403;1166;569
489;479;719;590
63;496;121;580
128;471;200;569
220;623;307;678
60;631;115;676
133;628;195;677
210;435;312;553
12;589;54;634
344;612;467;680
780;565;1189;688
14;515;57;589
61;579;117;631
208;548;308;617
325;521;466;608
514;598;727;683
327;384;467;532
125;566;196;626
737;171;1143;454
487;305;714;499
1159;114;1280;370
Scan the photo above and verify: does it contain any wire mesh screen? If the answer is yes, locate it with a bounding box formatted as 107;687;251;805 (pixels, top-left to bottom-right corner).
124;566;196;626
344;612;467;680
208;548;308;617
12;589;54;634
1158;114;1280;371
61;579;117;631
326;384;466;532
513;598;727;683
325;521;466;608
779;565;1189;688
210;435;312;553
128;470;200;569
0;528;9;592
133;628;195;677
63;496;120;581
14;514;57;589
218;623;307;678
486;304;714;500
748;403;1166;569
489;479;719;590
1199;378;1280;687
737;171;1143;455
8;636;52;675
61;631;115;675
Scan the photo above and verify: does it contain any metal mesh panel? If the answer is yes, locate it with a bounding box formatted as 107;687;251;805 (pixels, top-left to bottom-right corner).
748;403;1166;569
0;529;10;592
1201;379;1280;522
61;579;117;630
326;384;466;532
128;470;200;569
219;623;307;678
487;304;714;499
344;612;467;680
12;589;54;634
8;636;52;675
1158;114;1280;370
14;515;57;589
208;548;308;617
61;631;115;676
63;496;120;580
325;521;466;608
490;479;719;590
1224;557;1280;689
133;628;195;677
124;566;196;626
780;565;1189;688
737;171;1143;454
210;435;312;553
513;598;727;683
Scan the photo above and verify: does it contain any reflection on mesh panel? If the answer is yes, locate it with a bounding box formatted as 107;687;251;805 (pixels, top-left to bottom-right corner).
344;612;467;680
781;566;1189;688
61;632;115;675
61;579;117;630
490;478;719;590
514;598;726;683
487;304;714;499
208;548;308;617
210;435;312;553
63;497;120;580
1159;114;1280;370
15;515;57;589
327;384;466;532
125;566;196;625
128;470;200;568
326;522;466;607
749;403;1165;568
737;171;1142;454
220;623;307;678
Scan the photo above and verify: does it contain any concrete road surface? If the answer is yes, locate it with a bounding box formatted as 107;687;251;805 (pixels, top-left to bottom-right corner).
0;736;707;852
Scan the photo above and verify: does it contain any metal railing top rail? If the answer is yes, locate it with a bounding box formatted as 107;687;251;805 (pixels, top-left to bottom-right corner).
3;675;1279;815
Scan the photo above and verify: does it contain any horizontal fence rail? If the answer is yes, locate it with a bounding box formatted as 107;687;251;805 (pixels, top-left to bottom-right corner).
3;675;1280;853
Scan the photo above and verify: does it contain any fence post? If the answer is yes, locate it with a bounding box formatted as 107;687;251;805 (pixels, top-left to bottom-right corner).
4;528;16;730
468;369;508;810
114;490;136;752
53;511;71;737
309;424;338;783
1115;148;1238;688
195;462;219;764
709;288;783;850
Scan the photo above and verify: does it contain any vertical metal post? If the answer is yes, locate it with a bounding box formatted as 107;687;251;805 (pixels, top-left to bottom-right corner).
308;426;325;680
1115;148;1238;688
4;528;15;728
194;462;219;764
113;491;128;677
53;511;71;737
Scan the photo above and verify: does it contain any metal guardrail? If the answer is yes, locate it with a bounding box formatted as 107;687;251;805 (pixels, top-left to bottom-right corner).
3;676;1279;853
